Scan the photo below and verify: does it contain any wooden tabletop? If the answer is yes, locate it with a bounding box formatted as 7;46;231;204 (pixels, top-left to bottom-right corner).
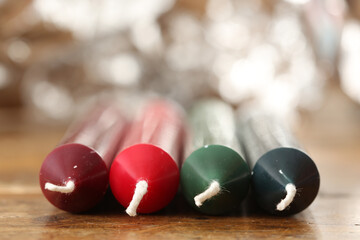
1;87;360;239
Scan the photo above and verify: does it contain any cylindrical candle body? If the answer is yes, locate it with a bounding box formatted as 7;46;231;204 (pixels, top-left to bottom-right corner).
237;111;320;215
39;102;128;212
181;99;250;215
110;99;185;215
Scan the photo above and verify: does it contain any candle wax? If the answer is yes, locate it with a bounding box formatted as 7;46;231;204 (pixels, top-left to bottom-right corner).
252;147;319;215
110;144;179;213
110;99;185;215
181;145;250;215
238;111;320;215
181;99;250;215
39;144;108;213
39;103;127;212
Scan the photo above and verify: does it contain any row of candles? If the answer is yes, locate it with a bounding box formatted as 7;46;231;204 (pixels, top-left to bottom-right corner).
39;98;320;216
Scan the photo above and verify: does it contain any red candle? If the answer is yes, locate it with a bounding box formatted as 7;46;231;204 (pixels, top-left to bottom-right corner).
110;99;185;216
39;102;128;213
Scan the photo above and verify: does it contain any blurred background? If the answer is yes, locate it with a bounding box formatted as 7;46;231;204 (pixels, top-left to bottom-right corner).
1;2;360;235
1;0;359;125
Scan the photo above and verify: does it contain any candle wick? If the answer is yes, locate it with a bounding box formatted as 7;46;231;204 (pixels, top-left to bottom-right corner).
44;180;75;194
126;180;148;217
276;183;297;211
194;181;221;207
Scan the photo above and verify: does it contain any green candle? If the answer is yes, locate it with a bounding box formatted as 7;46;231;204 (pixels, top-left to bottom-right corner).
181;99;251;215
237;110;320;215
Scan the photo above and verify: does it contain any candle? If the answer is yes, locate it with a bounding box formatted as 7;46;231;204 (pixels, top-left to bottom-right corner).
237;110;320;215
181;99;251;215
109;99;185;216
39;102;128;213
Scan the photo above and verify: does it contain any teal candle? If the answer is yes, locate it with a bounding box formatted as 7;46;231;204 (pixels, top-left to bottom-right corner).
181;99;251;215
237;111;320;215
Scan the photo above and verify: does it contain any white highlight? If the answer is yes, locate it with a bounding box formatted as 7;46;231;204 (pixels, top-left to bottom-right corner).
0;64;9;89
44;180;75;194
276;183;297;211
194;181;221;207
126;180;148;217
7;40;31;63
98;53;141;86
283;0;310;4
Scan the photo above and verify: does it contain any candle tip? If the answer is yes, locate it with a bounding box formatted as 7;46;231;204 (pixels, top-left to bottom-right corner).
194;181;221;207
44;180;75;194
126;180;148;217
276;183;297;211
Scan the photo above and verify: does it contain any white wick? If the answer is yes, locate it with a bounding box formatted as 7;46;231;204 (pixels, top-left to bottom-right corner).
276;183;297;211
44;180;75;194
126;180;148;217
194;181;221;207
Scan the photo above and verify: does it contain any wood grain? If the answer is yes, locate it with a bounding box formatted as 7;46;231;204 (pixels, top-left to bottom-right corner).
1;87;360;239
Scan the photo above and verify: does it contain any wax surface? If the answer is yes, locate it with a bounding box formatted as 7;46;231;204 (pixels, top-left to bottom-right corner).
39;103;127;212
238;111;320;215
110;144;179;213
181;99;250;215
110;99;185;215
39;144;108;212
252;147;320;215
181;145;250;215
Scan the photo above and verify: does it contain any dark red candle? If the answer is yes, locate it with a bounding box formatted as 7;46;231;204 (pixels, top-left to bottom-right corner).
39;102;128;213
110;99;185;216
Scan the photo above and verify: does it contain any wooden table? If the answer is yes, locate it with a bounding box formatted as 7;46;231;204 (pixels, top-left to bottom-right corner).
1;87;360;239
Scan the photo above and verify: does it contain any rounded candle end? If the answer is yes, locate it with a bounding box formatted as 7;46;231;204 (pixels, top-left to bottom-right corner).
252;147;320;215
39;143;109;213
110;143;180;214
181;144;251;215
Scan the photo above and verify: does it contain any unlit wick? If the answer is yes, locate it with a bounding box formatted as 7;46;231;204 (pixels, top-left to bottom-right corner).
276;183;297;211
45;180;75;194
126;180;148;217
194;181;221;207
